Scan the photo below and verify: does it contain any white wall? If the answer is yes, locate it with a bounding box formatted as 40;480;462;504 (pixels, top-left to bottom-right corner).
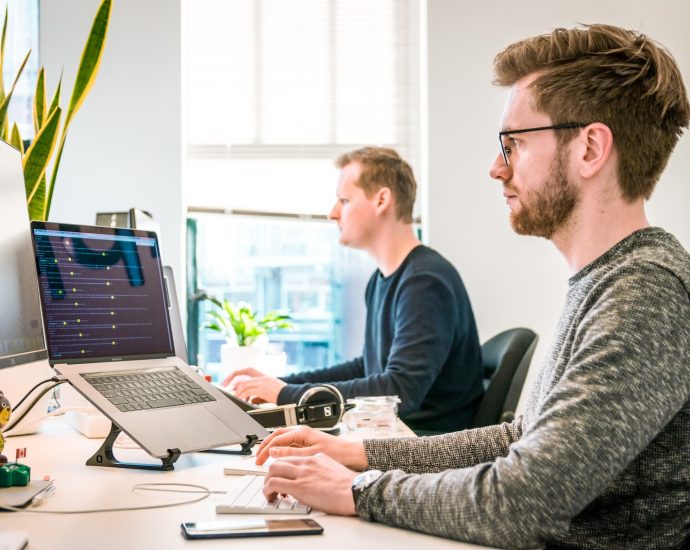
39;0;183;281
425;0;690;407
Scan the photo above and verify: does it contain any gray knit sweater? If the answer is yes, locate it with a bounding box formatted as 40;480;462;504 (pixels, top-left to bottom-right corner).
356;228;690;549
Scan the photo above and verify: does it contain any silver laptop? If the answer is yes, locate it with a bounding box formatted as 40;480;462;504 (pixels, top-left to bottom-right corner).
29;220;268;459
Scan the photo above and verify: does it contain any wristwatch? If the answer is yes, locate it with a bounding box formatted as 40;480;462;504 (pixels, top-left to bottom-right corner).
351;469;383;506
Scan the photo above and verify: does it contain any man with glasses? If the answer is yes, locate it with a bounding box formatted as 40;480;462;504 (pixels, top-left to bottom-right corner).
250;24;690;549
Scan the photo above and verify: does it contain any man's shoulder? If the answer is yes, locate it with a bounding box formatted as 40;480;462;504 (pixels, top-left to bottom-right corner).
404;245;458;275
611;229;690;295
577;228;690;297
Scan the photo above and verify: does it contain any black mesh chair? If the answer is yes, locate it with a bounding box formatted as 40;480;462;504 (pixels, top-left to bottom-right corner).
472;328;538;428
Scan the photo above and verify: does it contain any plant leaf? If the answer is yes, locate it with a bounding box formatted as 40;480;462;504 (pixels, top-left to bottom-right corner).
33;67;46;132
25;107;61;218
48;72;62;116
64;0;112;126
27;175;46;222
0;49;31;136
0;6;8;102
10;122;23;154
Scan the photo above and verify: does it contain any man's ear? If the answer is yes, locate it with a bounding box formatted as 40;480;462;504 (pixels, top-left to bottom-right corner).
374;187;393;215
576;122;614;179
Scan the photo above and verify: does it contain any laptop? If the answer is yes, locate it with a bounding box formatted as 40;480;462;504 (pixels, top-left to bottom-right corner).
29;221;268;459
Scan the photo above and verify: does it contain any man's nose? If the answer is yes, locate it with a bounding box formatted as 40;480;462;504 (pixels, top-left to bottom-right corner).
328;203;339;220
489;153;511;182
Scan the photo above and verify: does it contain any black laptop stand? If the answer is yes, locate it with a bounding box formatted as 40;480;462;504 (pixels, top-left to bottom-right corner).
86;422;181;471
86;422;260;470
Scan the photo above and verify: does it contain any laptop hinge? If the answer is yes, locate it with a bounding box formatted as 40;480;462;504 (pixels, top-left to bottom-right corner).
85;422;181;471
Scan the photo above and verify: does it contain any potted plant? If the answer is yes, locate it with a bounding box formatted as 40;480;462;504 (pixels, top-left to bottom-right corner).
203;297;293;378
0;0;111;220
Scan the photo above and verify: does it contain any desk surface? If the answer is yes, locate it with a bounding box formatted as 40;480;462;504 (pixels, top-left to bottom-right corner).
1;419;493;550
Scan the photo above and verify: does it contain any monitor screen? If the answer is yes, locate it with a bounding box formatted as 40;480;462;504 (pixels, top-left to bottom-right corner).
0;140;47;370
30;222;174;363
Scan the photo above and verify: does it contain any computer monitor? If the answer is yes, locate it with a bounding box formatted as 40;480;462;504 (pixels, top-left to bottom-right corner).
0;140;55;434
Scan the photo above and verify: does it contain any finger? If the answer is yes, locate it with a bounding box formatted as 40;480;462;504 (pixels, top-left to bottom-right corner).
268;445;320;459
255;429;305;464
266;457;304;479
255;428;295;461
224;369;252;384
263;476;298;502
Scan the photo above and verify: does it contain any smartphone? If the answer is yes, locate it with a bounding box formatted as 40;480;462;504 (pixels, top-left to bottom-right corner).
181;518;323;539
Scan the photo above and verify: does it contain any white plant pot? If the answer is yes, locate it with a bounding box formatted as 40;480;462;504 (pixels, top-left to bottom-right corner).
220;344;264;373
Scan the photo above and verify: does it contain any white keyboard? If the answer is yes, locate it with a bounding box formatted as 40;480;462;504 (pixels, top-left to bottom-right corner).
216;475;311;515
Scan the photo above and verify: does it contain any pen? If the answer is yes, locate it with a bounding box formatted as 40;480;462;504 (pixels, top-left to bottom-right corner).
31;483;56;507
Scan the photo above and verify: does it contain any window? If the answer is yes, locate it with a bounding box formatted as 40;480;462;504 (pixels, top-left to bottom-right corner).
184;0;421;377
1;0;39;140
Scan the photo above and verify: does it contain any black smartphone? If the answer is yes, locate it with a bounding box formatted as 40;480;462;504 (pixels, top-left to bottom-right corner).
181;518;324;539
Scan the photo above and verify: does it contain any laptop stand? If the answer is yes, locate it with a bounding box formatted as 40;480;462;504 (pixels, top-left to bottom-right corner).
201;434;259;456
86;422;181;471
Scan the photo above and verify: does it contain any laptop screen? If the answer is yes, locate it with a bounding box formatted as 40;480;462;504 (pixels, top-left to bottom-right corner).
30;222;174;364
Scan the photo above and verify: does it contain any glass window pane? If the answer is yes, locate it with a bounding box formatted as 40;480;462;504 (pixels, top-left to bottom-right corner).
192;214;375;381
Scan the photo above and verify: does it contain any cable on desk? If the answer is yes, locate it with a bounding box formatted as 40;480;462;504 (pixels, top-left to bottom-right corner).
0;483;224;514
11;377;62;411
2;381;66;433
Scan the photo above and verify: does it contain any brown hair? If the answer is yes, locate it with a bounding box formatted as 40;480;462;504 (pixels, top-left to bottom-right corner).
493;24;690;200
335;147;416;223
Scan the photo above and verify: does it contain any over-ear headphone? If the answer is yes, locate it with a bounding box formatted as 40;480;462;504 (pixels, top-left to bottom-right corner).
295;384;346;429
246;384;348;431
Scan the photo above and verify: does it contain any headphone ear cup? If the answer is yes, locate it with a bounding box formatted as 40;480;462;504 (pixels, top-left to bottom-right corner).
297;384;345;428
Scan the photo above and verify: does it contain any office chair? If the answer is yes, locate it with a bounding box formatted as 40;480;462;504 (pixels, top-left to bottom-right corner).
472;328;538;428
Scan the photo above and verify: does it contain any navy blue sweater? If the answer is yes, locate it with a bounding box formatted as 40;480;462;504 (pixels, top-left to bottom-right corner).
277;245;484;433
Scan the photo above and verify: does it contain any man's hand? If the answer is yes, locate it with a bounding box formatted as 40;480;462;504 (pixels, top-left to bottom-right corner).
263;453;358;516
221;367;264;387
231;374;287;403
255;426;368;471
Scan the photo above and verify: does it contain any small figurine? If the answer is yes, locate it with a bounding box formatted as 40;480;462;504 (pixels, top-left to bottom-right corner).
0;390;11;465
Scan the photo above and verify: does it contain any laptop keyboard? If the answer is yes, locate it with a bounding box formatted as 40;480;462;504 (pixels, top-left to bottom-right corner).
216;475;311;515
82;366;216;412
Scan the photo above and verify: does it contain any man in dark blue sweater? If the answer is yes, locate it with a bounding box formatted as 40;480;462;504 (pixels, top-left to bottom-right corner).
228;147;484;433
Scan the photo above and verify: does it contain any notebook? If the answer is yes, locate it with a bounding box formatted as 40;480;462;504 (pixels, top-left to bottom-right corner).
29;221;268;459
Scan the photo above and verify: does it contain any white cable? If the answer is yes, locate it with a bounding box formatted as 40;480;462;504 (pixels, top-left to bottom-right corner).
0;483;224;514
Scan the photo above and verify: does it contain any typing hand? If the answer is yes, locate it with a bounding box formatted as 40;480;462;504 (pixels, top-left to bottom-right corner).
232;375;286;403
255;425;368;471
263;453;358;516
221;367;265;387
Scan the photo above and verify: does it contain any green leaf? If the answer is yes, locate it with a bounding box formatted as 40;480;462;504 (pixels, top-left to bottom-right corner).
0;49;31;135
25;107;62;219
10;122;23;154
48;73;62;116
33;67;46;132
64;0;112;126
0;6;8;102
27;175;46;222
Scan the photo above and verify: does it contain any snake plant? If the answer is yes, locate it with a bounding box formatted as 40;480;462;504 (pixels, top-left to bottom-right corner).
0;0;112;221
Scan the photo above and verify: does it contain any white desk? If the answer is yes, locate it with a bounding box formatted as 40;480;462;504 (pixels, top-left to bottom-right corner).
1;420;493;550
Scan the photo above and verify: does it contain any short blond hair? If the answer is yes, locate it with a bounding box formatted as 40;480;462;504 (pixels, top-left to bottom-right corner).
335;147;416;223
494;24;690;200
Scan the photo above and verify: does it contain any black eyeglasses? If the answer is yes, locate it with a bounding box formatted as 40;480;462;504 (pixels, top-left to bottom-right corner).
498;122;588;166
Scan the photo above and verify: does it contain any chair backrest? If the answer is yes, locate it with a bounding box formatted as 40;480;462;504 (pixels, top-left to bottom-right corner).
472;327;538;428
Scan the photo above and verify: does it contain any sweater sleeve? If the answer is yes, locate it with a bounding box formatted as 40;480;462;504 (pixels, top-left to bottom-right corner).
280;272;461;411
355;264;690;548
364;418;523;473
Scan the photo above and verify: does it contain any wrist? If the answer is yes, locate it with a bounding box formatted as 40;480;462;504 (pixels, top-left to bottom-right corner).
351;469;383;508
343;441;368;470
